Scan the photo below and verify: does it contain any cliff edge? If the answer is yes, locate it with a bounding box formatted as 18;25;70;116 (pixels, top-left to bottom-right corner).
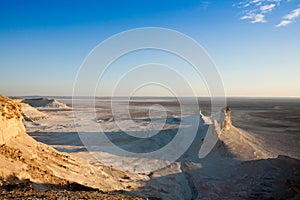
0;94;144;191
0;95;25;145
211;106;274;160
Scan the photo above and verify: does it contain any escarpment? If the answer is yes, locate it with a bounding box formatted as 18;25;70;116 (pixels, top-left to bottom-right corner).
0;94;144;191
214;106;273;160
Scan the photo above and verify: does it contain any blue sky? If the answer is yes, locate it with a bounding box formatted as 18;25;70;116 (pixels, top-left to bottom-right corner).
0;0;299;97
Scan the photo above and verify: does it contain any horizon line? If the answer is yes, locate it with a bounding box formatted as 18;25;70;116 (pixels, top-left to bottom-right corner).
7;95;300;99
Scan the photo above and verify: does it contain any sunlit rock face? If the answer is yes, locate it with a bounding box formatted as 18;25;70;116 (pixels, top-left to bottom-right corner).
0;95;25;145
223;106;232;130
0;94;142;192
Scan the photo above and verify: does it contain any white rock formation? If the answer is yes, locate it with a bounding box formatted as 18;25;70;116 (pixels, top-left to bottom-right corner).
0;94;145;191
22;98;71;109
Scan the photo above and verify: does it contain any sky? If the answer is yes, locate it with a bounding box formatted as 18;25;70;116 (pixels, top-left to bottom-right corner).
0;0;299;97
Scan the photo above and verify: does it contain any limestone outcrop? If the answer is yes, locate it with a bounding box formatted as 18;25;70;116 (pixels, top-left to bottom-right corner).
0;94;144;191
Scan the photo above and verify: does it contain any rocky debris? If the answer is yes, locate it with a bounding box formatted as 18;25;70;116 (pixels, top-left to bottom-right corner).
0;177;148;200
0;176;148;200
0;96;22;120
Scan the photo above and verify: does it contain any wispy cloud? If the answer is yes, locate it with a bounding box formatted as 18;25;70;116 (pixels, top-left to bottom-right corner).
253;13;267;23
276;7;300;27
237;0;281;24
260;4;276;12
236;0;300;27
276;20;293;27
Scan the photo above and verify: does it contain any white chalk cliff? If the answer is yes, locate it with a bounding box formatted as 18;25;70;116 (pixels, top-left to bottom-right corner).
0;94;144;191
